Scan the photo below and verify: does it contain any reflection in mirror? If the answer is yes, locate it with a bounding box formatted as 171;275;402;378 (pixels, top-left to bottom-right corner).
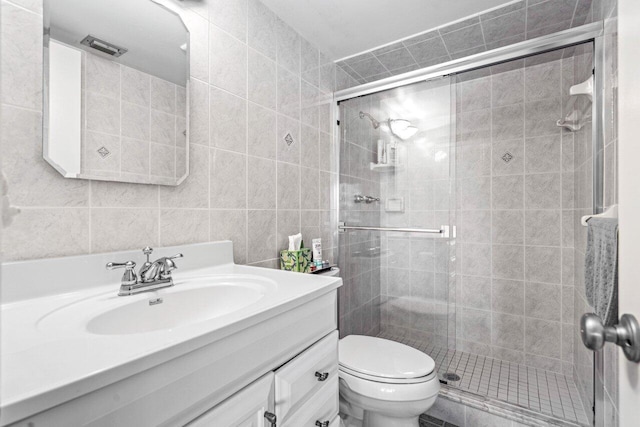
43;0;190;186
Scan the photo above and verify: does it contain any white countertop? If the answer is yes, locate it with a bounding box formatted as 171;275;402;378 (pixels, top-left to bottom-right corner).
0;242;341;425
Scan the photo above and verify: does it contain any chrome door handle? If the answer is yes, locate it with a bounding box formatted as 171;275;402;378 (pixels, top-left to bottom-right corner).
580;313;640;362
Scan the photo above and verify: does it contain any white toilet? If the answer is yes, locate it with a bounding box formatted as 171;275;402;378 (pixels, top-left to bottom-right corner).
338;335;440;427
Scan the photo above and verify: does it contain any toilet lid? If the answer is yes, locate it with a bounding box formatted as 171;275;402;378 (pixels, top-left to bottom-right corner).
339;335;435;379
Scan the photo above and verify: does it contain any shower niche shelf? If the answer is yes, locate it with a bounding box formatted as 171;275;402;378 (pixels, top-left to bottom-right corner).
370;162;401;172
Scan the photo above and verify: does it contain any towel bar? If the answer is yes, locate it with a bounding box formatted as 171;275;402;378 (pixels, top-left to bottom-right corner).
338;222;447;235
581;204;618;226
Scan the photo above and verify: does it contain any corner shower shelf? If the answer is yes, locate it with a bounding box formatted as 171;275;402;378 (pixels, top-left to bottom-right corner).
557;75;593;132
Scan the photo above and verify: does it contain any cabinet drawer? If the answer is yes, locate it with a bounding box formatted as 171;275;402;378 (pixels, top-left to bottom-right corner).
275;331;338;422
280;375;339;427
186;373;274;427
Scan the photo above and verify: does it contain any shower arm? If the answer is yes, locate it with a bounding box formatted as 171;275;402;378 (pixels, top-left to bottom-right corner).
359;111;381;129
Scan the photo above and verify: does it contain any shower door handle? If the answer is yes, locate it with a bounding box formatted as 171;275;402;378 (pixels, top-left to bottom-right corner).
580;313;640;362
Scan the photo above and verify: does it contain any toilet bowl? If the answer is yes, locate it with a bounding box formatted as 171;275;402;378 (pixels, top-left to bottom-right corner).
338;335;440;427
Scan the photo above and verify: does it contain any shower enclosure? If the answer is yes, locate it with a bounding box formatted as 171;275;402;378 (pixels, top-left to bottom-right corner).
336;24;604;426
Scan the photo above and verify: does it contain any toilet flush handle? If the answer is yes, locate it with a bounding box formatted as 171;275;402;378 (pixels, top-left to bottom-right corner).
315;371;329;381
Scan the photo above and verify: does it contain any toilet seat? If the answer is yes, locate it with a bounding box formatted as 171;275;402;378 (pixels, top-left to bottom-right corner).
339;365;433;384
339;335;436;381
339;368;439;402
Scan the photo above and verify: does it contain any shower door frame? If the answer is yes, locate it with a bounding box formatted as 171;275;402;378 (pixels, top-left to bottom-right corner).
333;20;609;424
334;20;605;221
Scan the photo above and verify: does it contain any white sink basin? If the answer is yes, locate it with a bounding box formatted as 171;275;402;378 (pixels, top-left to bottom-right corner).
37;275;277;335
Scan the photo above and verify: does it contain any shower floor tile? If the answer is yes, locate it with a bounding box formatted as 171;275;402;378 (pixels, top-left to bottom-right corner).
377;332;590;426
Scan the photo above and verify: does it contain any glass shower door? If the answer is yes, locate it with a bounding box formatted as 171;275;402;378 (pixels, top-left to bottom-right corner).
337;77;456;354
336;42;595;426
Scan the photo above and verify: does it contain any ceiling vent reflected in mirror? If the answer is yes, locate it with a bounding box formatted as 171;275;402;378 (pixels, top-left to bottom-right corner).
80;35;128;57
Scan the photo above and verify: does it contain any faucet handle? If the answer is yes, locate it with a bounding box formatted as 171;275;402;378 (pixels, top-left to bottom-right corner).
106;260;137;286
106;260;136;270
142;246;153;261
160;254;183;279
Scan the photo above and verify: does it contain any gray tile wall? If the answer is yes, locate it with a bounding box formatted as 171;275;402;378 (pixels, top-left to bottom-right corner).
453;53;579;375
0;0;339;268
336;0;595;87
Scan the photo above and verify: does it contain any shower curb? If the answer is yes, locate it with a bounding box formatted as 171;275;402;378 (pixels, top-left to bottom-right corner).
435;385;586;427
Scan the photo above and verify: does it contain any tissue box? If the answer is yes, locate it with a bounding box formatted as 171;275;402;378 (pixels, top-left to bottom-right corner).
280;248;312;273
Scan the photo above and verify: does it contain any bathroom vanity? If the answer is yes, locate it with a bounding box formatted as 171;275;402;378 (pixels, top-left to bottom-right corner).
0;241;342;426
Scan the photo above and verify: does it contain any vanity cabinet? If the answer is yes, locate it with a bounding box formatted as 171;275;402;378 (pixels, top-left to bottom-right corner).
1;241;342;427
187;331;339;427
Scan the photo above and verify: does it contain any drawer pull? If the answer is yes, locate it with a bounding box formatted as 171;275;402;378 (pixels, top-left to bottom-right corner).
315;421;330;427
315;371;329;381
264;411;277;426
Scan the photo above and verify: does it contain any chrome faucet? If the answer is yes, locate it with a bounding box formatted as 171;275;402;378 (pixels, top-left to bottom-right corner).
107;247;184;296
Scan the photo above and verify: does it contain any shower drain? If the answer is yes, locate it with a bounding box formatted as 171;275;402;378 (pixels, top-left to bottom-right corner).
441;372;461;382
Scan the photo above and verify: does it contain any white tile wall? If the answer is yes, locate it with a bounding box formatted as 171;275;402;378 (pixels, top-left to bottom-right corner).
0;0;339;267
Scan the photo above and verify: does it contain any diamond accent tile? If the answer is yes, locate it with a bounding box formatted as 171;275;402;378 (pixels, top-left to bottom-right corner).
284;133;294;146
501;152;514;163
97;146;111;158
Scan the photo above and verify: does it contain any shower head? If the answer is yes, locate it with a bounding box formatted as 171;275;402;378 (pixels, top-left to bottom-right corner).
358;111;418;140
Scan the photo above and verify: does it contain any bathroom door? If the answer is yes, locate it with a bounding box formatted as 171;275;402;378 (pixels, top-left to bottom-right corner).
617;0;640;425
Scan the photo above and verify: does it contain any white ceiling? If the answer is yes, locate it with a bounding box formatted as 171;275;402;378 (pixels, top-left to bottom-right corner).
260;0;515;60
49;0;188;85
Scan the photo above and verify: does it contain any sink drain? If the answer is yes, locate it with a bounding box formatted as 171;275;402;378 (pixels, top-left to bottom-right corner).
442;372;461;382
